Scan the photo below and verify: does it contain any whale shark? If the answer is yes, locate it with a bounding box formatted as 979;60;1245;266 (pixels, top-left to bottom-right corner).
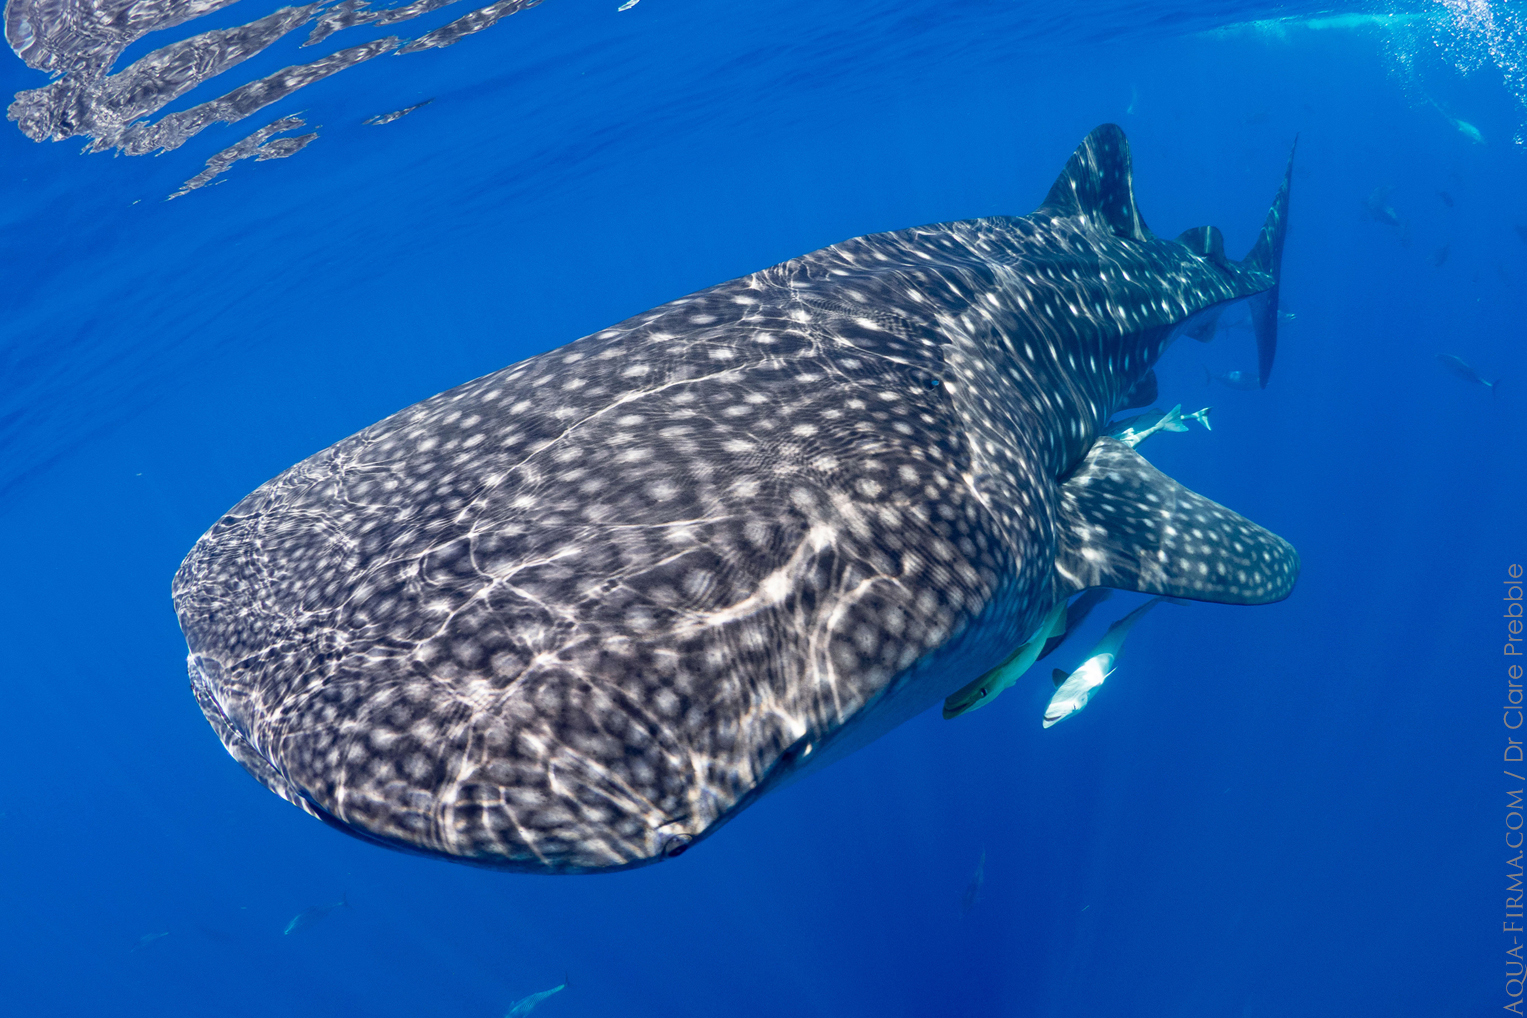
172;124;1299;873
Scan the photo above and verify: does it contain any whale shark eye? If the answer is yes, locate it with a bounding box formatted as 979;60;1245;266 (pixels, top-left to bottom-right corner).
661;834;694;859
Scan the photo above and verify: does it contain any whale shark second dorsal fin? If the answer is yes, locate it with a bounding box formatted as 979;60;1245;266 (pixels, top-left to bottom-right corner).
1053;669;1068;688
1051;438;1299;605
1039;124;1152;242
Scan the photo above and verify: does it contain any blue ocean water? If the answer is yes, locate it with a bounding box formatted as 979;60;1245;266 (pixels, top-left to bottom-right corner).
0;0;1522;1014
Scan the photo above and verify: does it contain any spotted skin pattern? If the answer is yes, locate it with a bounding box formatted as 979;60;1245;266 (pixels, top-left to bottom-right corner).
173;125;1298;873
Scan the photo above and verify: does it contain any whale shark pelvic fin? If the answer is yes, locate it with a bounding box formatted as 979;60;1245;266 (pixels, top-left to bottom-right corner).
1051;438;1299;606
1119;369;1158;410
1037;588;1113;662
1175;225;1229;267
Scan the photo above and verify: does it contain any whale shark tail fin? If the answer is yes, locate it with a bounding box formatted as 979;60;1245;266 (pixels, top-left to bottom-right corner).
1240;137;1296;388
1040;124;1152;241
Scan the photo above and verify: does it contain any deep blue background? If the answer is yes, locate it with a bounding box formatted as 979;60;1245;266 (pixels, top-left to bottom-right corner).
0;2;1520;1015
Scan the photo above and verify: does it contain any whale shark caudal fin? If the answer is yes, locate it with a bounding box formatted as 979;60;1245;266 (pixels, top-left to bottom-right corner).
1051;437;1298;605
1039;124;1152;241
1041;125;1292;388
1119;369;1158;410
1241;137;1296;388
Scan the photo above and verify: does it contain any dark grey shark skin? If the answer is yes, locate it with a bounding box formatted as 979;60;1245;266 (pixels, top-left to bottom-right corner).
173;125;1299;874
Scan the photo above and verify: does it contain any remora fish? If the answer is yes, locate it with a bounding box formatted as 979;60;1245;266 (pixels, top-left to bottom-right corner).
1203;366;1262;391
959;849;985;916
1042;596;1182;728
941;601;1066;718
172;125;1299;874
283;892;349;935
505;981;566;1018
1437;353;1499;397
1105;403;1212;447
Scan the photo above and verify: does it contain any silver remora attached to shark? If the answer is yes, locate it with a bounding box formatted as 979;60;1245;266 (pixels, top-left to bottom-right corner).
173;125;1299;873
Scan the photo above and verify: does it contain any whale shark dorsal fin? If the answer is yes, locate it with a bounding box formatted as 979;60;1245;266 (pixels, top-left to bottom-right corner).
1052;669;1068;688
1039;124;1151;241
1119;369;1157;410
1051;438;1299;605
1175;225;1228;267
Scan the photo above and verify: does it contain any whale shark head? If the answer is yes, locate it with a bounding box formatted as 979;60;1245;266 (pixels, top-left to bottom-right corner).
173;125;1298;873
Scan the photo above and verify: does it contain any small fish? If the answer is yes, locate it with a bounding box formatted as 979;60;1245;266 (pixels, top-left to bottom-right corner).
1043;597;1184;728
1363;186;1403;227
1437;354;1500;397
1432;243;1450;267
130;931;169;951
959;850;986;916
505;981;567;1018
1184;407;1213;430
1453;118;1484;144
283;892;349;935
1106;406;1179;445
1203;367;1261;391
1436;189;1455;208
1221;307;1294;333
617;0;638;9
943;602;1066;718
1107;404;1211;448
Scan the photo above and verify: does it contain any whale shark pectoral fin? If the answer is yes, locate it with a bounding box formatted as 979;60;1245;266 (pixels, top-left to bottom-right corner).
1119;369;1157;410
1052;669;1068;688
1039;124;1152;241
1050;438;1299;606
